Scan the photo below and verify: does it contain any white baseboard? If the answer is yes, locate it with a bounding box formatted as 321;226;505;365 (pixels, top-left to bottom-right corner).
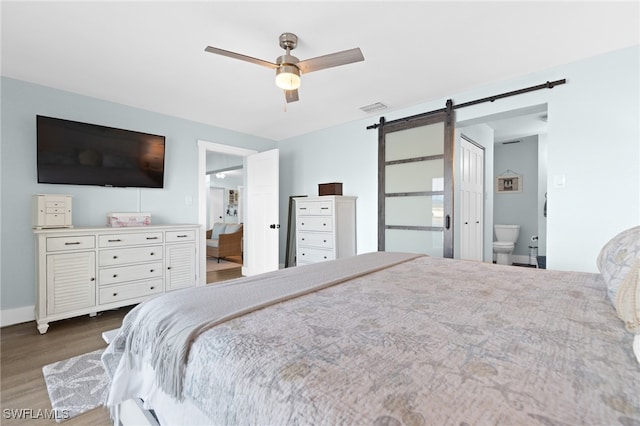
1;305;35;327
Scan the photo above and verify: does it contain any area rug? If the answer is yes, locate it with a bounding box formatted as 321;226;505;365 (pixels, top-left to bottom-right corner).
42;348;109;422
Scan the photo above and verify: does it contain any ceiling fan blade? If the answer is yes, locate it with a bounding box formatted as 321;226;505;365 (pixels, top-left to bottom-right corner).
204;46;278;69
285;89;299;103
297;48;364;74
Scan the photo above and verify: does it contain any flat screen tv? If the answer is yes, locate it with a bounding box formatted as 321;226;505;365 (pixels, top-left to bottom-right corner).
37;115;166;188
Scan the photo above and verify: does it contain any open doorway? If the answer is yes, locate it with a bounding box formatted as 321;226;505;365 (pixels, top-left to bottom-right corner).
485;106;548;267
456;104;548;267
205;153;244;283
197;141;257;284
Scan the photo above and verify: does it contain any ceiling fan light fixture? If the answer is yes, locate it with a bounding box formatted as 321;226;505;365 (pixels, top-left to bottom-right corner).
275;65;301;90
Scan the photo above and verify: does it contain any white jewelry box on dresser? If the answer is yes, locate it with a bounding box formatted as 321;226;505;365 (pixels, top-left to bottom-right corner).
32;194;73;229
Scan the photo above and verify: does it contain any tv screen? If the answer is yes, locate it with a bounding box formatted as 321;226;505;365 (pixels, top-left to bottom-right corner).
37;115;166;188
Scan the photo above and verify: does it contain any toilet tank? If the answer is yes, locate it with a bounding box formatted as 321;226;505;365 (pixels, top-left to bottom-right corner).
494;224;520;242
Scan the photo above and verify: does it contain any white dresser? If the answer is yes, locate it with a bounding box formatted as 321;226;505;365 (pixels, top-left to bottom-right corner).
34;224;201;334
295;196;357;266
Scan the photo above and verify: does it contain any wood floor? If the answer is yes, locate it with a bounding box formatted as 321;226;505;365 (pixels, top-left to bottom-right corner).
1;263;243;425
206;256;243;284
1;307;131;425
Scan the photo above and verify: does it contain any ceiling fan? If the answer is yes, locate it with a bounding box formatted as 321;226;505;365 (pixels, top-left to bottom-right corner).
205;33;364;103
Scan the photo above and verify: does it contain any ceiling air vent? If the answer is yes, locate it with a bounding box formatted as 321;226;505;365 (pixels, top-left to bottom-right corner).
360;102;388;113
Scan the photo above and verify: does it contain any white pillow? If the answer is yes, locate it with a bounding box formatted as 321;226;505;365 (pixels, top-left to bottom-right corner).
614;260;640;334
211;223;227;239
597;226;640;305
225;223;242;234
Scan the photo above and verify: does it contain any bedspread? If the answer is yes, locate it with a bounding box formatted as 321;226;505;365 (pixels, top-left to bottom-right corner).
107;254;640;425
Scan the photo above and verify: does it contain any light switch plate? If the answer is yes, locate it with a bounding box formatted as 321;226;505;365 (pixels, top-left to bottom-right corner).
553;174;566;188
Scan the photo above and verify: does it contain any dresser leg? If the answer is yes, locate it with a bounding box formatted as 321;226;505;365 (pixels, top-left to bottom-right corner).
37;322;49;334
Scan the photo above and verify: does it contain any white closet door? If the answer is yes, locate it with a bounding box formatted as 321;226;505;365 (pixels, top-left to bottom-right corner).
460;137;484;261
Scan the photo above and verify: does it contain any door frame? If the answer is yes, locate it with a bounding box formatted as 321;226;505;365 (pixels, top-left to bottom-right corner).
197;140;257;283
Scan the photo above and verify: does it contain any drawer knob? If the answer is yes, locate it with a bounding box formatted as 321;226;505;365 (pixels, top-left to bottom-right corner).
90;277;95;282
150;286;155;290
113;293;118;297
323;256;327;259
323;223;327;226
150;252;155;256
150;269;154;273
323;240;327;243
113;274;118;278
113;255;118;259
301;222;305;226
301;238;305;241
167;266;172;270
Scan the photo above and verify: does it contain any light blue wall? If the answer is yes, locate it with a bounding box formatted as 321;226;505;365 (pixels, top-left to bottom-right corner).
278;120;379;258
494;135;539;257
278;45;640;273
2;45;638;316
0;77;276;312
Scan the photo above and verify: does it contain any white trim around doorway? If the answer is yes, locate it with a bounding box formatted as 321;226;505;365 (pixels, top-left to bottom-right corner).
197;140;258;283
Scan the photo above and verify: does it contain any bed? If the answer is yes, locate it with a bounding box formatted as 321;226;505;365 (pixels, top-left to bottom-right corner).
102;227;640;425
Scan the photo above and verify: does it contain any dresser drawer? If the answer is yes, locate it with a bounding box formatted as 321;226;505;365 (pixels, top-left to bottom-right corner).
99;245;163;267
46;207;67;214
297;216;333;232
44;214;67;227
99;280;162;304
297;232;333;249
99;262;163;285
98;232;163;247
166;230;196;243
46;200;67;209
297;247;335;263
46;235;95;252
296;201;333;216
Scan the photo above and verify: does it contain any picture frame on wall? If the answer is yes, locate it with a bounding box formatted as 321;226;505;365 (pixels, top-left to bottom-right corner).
496;173;522;193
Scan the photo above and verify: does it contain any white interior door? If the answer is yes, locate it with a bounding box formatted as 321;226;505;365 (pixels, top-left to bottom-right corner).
245;149;279;275
460;137;484;261
209;187;224;227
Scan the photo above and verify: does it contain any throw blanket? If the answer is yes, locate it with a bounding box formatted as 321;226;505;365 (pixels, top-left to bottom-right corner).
104;251;422;405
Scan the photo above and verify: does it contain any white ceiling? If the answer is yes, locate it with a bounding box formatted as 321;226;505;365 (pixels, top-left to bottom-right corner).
2;1;638;141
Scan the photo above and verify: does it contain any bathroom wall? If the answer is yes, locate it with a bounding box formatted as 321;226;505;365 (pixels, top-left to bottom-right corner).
493;135;539;258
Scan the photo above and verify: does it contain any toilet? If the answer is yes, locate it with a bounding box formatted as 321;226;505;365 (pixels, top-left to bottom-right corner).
493;225;520;265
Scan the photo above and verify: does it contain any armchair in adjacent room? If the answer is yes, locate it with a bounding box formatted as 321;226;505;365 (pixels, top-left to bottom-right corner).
206;223;243;263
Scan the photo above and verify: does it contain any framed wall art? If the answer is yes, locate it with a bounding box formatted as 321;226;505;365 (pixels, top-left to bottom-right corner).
496;172;522;193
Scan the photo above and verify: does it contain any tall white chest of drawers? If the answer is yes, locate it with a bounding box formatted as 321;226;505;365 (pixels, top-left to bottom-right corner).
34;224;201;333
295;196;357;265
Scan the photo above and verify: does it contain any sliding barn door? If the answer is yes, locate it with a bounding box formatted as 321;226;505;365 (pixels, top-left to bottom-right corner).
378;108;455;257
